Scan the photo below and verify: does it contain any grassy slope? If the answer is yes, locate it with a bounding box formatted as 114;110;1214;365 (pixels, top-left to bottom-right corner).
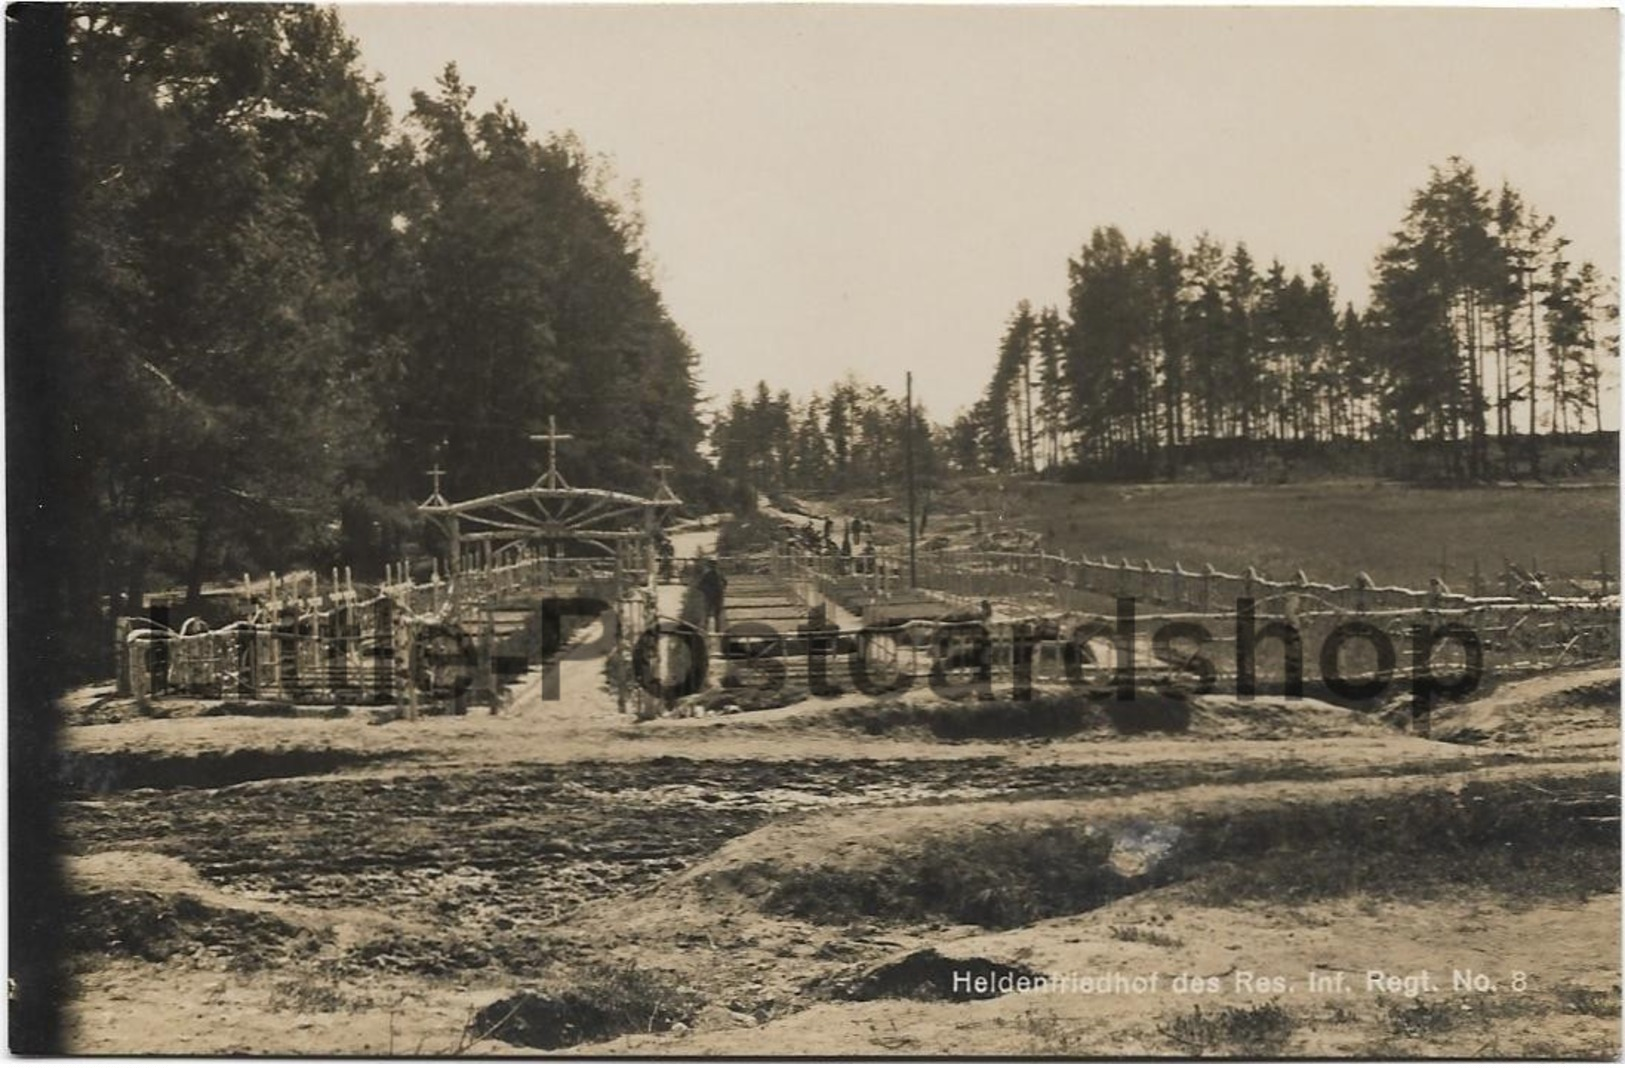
937;479;1618;589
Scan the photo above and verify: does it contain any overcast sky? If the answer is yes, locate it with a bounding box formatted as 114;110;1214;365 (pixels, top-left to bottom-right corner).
338;4;1620;421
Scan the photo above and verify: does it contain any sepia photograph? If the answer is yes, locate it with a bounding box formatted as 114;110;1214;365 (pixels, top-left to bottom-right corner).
7;1;1622;1057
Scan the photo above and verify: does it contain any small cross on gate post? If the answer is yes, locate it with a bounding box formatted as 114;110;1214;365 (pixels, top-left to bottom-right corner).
528;416;574;489
651;460;677;497
421;462;450;508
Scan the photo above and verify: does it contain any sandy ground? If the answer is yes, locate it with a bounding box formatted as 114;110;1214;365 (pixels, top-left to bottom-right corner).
55;635;1620;1055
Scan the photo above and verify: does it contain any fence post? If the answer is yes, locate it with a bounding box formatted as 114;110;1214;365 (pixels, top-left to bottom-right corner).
113;617;133;697
311;603;325;700
406;621;420;720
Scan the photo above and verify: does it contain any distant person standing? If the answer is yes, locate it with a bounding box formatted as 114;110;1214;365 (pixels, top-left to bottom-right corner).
655;529;674;582
696;558;728;632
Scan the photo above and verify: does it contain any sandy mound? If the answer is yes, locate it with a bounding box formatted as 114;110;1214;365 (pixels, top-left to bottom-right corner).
656;688;1393;744
65;884;315;968
1184;693;1389;739
675;762;1617;919
1428;667;1619;750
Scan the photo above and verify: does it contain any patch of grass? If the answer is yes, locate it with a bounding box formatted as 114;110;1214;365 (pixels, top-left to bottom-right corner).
1383;996;1460;1038
65;889;309;970
200;700;347;719
1157;1000;1297;1055
334;924;562;980
1555;984;1622;1018
831;948;1042;1002
755;773;1617;932
828;692;1192;741
1018;1007;1088;1056
764;823;1149;929
268;972;374;1013
1324;1004;1361;1025
686;684;810;715
469;967;702;1051
1536;677;1622;712
949;478;1618;590
1109;923;1184;948
1180;773;1620;905
59;747;397;793
829;695;1100;739
1518;1041;1625;1060
341;930;497;976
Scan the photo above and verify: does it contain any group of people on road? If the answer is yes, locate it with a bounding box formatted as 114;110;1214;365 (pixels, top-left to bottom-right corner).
786;514;877;572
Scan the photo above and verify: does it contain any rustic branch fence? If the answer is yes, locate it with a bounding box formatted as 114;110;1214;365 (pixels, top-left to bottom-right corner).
115;547;637;708
767;541;1620;682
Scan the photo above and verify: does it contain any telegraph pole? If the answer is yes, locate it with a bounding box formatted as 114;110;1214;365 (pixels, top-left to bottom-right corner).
905;370;918;589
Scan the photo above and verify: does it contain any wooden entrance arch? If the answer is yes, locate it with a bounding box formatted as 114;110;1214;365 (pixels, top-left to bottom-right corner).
416;417;682;569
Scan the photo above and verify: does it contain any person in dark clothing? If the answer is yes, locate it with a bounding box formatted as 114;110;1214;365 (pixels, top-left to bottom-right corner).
696;559;728;632
655;530;674;582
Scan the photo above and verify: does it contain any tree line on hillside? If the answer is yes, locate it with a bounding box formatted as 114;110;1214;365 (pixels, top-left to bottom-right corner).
953;159;1618;481
709;376;941;500
56;5;712;673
